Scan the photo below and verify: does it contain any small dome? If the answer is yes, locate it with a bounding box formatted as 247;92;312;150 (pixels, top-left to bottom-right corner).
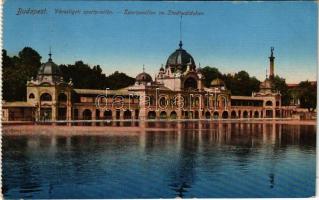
211;78;225;87
166;41;195;72
37;59;61;76
136;72;153;83
160;66;165;72
36;53;64;84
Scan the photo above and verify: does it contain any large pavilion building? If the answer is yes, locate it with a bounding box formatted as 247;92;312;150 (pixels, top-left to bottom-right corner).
2;41;296;122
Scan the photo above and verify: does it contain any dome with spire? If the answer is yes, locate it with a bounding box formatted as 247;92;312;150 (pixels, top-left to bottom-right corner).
136;66;153;84
166;41;196;73
136;72;152;83
36;51;63;84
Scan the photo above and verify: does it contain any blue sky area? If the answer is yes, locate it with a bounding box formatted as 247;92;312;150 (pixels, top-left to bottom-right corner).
3;0;317;83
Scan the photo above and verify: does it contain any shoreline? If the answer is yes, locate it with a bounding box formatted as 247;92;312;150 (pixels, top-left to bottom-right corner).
2;120;316;136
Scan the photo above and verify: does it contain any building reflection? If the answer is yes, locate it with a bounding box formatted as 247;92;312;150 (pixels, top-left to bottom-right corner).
167;129;199;198
138;121;315;196
2;122;316;198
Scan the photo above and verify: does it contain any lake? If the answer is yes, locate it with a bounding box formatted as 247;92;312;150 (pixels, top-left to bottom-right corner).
2;122;316;198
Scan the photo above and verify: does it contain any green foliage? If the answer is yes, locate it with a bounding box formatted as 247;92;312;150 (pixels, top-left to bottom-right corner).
59;61;106;89
2;48;41;101
226;70;260;96
298;81;317;111
105;71;136;90
201;66;260;96
59;63;135;90
2;47;136;101
201;66;222;87
271;75;290;106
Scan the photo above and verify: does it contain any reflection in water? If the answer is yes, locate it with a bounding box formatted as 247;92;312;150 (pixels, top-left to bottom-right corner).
168;130;199;198
2;122;316;198
269;173;275;189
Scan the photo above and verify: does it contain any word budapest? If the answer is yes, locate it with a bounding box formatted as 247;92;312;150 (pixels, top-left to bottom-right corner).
16;8;47;15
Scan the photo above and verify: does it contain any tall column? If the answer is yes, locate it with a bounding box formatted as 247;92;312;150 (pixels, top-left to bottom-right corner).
269;47;275;79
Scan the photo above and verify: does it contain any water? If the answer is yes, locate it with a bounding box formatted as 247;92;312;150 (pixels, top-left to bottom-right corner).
2;122;316;198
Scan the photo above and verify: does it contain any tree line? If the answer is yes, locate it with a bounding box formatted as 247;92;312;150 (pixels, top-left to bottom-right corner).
2;47;135;101
2;47;316;111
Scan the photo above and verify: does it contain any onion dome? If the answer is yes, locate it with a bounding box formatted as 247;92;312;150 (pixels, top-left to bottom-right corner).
136;72;153;83
166;41;195;73
36;51;63;84
211;78;225;87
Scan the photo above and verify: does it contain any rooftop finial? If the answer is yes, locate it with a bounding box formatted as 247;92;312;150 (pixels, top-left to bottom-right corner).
266;68;268;79
48;47;52;61
179;15;183;49
179;40;183;49
143;64;145;72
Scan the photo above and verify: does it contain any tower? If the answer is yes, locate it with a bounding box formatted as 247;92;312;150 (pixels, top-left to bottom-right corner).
269;47;275;79
26;49;73;122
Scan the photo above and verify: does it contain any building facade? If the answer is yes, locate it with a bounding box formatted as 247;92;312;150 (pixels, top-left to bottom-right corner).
3;41;295;122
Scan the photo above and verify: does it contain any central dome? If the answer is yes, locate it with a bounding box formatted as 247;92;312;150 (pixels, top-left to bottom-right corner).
166;41;195;73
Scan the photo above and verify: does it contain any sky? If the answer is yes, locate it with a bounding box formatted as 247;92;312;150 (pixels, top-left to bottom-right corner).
3;0;317;83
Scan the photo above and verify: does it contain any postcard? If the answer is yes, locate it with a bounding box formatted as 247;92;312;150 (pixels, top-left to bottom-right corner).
1;0;317;199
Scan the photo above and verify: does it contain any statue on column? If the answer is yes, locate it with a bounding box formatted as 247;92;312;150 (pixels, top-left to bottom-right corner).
270;47;274;57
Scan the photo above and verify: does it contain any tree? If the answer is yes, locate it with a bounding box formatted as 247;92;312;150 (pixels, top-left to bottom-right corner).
223;71;260;96
2;47;41;101
271;75;290;106
59;62;135;90
201;66;222;87
105;71;135;90
298;81;316;112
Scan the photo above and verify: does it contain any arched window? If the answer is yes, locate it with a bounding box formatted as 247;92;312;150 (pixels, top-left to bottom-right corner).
148;111;156;119
83;109;92;120
222;111;229;119
40;93;52;101
29;93;35;99
266;101;273;106
123;110;132;119
170;111;177;119
184;77;197;90
160;111;167;119
58;93;67;102
231;111;237;119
